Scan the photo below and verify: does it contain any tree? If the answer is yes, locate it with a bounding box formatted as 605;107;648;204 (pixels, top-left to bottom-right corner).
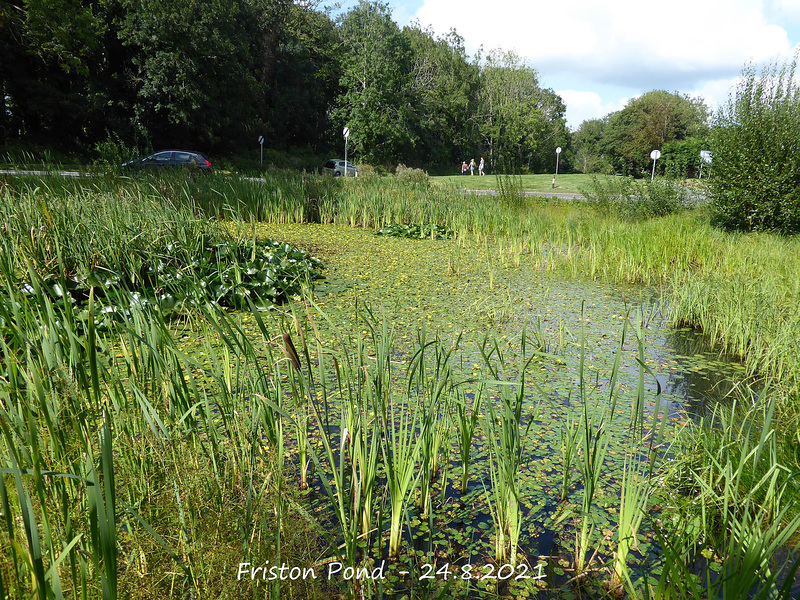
265;6;341;150
528;87;569;174
0;0;105;144
474;49;546;172
602;90;709;177
334;0;414;165
571;118;613;174
403;25;479;170
119;0;259;150
710;56;800;232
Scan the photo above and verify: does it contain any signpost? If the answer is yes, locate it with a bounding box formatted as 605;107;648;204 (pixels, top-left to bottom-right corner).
552;146;562;189
699;150;712;179
650;149;661;182
343;127;350;177
258;135;264;166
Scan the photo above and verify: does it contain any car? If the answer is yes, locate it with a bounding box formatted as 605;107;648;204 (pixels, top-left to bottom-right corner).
122;150;212;172
323;158;358;177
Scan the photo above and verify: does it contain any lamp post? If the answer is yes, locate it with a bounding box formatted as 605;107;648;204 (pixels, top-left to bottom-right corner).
552;147;561;189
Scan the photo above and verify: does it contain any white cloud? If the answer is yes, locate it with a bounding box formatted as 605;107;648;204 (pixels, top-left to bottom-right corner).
415;0;794;88
556;90;628;128
687;76;743;113
776;0;800;20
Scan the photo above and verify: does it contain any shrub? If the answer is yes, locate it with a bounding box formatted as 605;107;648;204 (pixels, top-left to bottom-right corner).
394;163;429;186
356;163;381;180
581;176;686;220
710;55;800;233
94;132;140;172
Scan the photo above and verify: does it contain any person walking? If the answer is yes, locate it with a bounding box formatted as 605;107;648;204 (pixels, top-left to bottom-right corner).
469;158;476;176
461;160;468;176
479;157;485;176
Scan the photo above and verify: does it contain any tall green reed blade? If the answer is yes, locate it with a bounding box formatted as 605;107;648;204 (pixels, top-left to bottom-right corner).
558;408;580;503
454;386;482;495
85;413;117;600
608;453;652;598
306;298;383;545
378;358;422;558
408;329;454;517
1;421;47;600
573;301;611;578
479;331;537;566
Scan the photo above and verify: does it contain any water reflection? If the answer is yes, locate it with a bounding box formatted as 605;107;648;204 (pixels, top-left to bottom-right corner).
511;276;752;420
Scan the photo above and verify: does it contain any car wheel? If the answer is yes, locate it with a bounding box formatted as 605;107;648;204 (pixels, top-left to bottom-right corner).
333;172;341;177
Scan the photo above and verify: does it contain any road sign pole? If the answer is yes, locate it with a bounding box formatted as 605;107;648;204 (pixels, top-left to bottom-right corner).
343;127;350;177
650;149;662;182
258;135;264;166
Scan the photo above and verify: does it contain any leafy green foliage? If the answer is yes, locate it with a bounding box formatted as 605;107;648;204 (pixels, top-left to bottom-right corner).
0;174;324;317
144;238;324;309
376;223;454;239
394;163;429;185
474;49;547;172
23;238;323;318
404;26;479;169
602;91;710;177
571;118;613;174
662;136;708;179
709;56;800;233
581;176;687;220
119;0;259;148
334;1;415;165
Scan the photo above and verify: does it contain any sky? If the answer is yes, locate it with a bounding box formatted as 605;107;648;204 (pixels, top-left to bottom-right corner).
337;0;800;129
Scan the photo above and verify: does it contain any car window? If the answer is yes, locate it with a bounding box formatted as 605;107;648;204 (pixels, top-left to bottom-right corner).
174;152;192;163
154;152;173;164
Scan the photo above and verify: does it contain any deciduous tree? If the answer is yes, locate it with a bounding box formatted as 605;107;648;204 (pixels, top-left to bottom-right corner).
334;0;414;165
474;49;546;172
603;90;709;176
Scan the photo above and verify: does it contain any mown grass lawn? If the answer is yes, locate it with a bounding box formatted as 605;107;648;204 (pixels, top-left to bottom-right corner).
430;173;605;195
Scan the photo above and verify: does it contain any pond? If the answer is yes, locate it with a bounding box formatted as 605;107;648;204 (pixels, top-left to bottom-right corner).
247;222;780;598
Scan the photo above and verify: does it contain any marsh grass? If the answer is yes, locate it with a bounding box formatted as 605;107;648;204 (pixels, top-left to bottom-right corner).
654;386;800;599
2;169;800;599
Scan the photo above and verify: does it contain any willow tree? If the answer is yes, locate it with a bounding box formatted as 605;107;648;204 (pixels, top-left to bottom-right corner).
473;49;546;172
710;56;800;233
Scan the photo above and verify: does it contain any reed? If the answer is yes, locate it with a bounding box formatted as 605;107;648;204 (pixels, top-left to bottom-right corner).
654;387;800;599
453;387;482;495
479;333;537;566
572;306;613;579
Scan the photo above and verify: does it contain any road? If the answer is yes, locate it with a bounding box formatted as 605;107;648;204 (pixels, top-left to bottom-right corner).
456;187;585;200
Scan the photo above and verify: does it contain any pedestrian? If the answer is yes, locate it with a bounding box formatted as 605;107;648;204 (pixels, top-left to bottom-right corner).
461;160;468;176
479;157;485;176
469;158;476;176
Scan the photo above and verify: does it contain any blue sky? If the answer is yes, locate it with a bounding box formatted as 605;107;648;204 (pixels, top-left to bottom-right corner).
336;0;800;129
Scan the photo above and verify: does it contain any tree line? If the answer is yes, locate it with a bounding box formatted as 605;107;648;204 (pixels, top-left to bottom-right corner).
1;0;766;187
1;0;571;171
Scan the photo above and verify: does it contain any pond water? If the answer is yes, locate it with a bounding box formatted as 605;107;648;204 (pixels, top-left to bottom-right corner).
254;223;782;597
